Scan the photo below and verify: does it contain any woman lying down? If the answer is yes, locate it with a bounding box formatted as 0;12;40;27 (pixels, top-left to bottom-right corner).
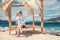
16;10;25;37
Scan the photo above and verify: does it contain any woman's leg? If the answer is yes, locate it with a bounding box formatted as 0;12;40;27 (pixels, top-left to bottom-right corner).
17;22;22;37
17;27;20;37
18;22;23;33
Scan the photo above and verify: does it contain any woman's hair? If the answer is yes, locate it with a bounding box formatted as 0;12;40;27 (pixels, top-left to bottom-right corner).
16;10;22;16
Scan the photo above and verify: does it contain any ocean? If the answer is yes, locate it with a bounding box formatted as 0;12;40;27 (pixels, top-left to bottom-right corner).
0;21;60;30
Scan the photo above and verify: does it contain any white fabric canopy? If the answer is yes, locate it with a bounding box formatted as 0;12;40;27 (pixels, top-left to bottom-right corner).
0;0;2;11
0;0;43;16
16;0;42;15
17;0;42;10
0;0;12;16
2;0;12;11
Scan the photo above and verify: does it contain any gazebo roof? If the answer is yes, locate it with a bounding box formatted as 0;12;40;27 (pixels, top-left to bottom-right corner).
0;0;42;16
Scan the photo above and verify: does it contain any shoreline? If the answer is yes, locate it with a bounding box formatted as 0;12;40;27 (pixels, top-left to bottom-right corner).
0;27;60;36
0;27;60;31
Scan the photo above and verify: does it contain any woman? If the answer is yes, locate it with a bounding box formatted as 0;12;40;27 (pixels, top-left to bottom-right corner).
16;10;25;37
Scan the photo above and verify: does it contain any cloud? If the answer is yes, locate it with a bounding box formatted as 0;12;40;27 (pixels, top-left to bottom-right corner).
45;12;60;16
0;17;8;20
57;0;60;1
44;0;57;5
0;0;60;21
44;0;60;20
44;0;59;10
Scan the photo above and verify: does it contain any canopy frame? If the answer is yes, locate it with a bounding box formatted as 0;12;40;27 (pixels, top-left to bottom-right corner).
6;0;44;35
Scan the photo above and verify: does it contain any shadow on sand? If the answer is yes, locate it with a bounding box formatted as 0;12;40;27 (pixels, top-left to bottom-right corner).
12;30;42;38
12;30;60;37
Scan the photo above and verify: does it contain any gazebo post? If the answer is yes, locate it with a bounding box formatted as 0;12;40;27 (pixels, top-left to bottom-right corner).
40;0;44;33
32;9;35;31
8;3;12;35
41;15;44;33
25;2;35;30
5;0;44;34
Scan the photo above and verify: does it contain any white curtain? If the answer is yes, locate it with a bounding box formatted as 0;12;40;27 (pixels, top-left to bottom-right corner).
17;0;42;10
16;0;42;15
0;0;42;16
0;0;2;11
2;0;12;11
0;0;12;16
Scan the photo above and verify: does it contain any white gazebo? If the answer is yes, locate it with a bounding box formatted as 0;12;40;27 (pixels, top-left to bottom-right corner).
0;0;44;35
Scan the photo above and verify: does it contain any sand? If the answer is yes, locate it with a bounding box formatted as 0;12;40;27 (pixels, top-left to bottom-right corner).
0;29;60;40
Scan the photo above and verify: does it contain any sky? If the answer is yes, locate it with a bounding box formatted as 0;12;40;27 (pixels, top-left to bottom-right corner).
44;0;60;20
0;0;60;21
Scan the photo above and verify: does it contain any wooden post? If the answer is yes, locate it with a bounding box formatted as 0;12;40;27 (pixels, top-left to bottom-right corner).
32;9;35;31
40;0;44;33
41;14;44;33
8;3;12;35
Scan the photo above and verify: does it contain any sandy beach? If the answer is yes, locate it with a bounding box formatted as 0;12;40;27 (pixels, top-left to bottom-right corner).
0;0;60;40
0;28;60;40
